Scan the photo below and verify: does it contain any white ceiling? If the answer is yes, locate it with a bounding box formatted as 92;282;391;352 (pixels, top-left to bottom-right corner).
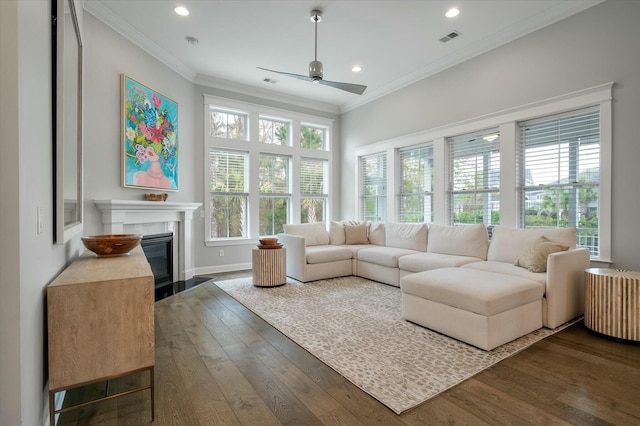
85;0;602;112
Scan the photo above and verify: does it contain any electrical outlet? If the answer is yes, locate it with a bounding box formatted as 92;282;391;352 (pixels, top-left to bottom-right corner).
219;249;224;257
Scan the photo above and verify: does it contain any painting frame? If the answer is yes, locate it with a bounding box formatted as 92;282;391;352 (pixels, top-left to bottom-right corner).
121;74;179;191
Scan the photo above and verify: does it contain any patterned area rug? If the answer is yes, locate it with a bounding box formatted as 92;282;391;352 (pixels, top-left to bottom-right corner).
216;275;577;414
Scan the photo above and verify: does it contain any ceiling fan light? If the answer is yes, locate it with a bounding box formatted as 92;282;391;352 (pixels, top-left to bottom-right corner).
445;8;460;18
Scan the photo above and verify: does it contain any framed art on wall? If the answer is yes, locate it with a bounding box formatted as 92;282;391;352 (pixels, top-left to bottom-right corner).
122;74;178;191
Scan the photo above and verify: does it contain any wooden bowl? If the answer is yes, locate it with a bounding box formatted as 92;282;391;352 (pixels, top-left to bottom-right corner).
145;193;168;201
81;234;143;257
259;237;279;246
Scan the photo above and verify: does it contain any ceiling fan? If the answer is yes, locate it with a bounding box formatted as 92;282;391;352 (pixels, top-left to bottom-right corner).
258;9;367;95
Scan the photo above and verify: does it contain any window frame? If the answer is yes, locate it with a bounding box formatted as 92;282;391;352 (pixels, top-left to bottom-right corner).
203;95;334;246
398;144;434;223
354;83;612;261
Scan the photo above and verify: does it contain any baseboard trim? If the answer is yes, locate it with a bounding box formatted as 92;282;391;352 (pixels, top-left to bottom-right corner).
194;262;252;276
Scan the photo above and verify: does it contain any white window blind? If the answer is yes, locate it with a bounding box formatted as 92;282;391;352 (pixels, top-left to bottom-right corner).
361;152;387;222
448;129;500;225
399;144;434;223
300;158;328;223
259;153;290;235
209;149;248;238
519;107;600;255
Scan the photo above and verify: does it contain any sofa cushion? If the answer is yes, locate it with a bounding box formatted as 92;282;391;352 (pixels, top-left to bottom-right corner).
340;244;375;258
357;246;419;268
401;268;543;316
514;236;569;273
305;245;353;264
329;220;368;245
368;222;385;246
427;224;488;259
461;261;547;286
345;224;370;245
488;226;577;263
329;221;346;245
399;252;483;273
283;223;329;246
385;222;428;251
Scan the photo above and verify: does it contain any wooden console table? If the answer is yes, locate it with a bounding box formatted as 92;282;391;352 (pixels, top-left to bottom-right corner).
47;246;155;424
584;268;640;341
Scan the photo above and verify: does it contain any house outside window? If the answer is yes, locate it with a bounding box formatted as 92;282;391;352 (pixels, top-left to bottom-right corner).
519;108;600;255
448;129;500;226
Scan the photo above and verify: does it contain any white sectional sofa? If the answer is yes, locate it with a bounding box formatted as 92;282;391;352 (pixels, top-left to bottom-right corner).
277;221;590;350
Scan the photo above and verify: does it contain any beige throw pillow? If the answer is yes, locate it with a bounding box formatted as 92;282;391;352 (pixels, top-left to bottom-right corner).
344;224;369;245
514;236;569;273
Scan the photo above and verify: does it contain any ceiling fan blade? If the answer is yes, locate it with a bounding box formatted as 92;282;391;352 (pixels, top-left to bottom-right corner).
257;67;313;83
318;79;367;95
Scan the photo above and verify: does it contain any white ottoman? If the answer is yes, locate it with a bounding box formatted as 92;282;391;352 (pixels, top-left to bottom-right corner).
401;268;544;350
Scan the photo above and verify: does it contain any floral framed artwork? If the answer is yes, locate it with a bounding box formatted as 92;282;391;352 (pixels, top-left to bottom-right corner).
122;74;178;191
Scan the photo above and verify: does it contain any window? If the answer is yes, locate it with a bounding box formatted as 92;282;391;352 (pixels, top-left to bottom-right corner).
208;149;248;238
449;129;500;225
209;109;247;140
399;144;434;223
361;153;387;222
300;158;328;223
300;124;327;150
259;117;289;145
519;108;600;255
204;96;333;243
258;154;290;235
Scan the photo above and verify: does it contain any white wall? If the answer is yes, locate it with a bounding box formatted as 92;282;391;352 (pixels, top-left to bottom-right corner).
82;13;197;238
0;0;75;424
340;0;640;271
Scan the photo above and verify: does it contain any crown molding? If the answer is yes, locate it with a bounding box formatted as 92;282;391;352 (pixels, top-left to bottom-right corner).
83;0;197;82
340;0;604;113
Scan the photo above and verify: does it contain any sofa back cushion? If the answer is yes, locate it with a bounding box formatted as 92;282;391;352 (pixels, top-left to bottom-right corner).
488;226;577;263
283;223;329;246
427;224;489;259
385;222;428;251
369;222;385;246
329;220;369;245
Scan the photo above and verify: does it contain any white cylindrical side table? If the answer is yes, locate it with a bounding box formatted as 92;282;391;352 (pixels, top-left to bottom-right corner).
584;268;640;342
252;248;286;287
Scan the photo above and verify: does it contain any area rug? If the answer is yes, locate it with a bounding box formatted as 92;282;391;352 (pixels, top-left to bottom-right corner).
215;275;577;414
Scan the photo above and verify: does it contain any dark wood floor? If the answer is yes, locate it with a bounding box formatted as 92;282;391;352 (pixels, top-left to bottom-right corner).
58;270;640;425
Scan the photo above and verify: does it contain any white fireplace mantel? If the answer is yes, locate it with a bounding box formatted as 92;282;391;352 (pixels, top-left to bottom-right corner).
94;200;202;281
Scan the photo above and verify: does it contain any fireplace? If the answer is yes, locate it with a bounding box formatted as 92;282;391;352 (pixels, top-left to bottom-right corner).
141;233;173;287
94;200;201;282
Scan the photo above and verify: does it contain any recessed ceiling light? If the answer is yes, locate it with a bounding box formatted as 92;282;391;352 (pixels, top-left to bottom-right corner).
174;6;189;16
445;8;460;18
352;65;362;73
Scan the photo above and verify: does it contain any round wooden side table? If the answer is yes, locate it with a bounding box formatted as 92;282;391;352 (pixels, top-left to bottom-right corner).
584;268;640;342
252;248;286;287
